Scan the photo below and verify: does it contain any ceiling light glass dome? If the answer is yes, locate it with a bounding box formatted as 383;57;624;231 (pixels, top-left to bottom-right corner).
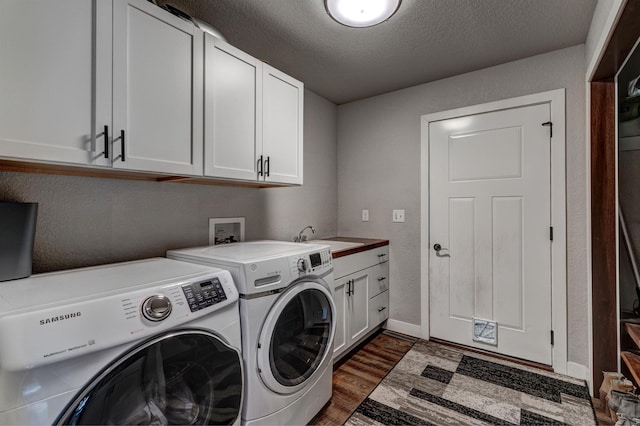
325;0;401;28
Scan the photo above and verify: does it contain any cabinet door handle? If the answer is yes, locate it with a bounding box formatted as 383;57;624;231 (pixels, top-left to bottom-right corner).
378;277;386;282
114;130;125;162
97;125;109;159
265;156;270;177
258;155;263;177
120;130;125;162
378;306;387;312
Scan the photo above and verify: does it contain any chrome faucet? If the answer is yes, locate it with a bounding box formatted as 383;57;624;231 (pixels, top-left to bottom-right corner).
294;225;316;242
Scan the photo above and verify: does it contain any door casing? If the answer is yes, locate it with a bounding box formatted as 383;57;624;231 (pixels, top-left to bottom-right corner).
420;89;568;374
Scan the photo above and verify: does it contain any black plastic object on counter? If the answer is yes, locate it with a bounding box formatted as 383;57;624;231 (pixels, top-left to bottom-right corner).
0;202;38;282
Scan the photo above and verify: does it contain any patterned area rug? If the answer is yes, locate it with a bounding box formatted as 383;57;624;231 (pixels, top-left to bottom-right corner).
345;340;595;425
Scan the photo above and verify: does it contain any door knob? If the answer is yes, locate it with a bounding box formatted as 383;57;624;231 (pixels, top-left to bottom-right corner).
433;244;450;257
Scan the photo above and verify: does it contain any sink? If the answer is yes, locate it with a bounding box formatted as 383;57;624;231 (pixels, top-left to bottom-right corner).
310;240;364;252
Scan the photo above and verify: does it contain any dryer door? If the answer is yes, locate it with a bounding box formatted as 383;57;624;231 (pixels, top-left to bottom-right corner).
55;329;243;425
257;278;335;395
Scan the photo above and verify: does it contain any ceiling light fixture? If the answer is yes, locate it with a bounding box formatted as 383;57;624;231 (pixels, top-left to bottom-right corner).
325;0;401;28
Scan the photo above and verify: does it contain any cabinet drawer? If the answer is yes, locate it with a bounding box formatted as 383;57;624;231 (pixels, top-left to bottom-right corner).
368;262;389;298
369;290;389;327
334;245;389;279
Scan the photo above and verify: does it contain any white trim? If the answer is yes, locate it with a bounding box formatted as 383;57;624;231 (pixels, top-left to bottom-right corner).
585;81;594;395
420;89;568;374
567;362;589;381
385;319;422;338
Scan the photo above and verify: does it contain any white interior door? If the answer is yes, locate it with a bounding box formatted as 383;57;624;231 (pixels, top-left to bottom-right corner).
429;103;552;365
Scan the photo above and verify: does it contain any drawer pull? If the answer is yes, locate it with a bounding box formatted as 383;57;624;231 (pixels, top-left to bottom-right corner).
377;253;387;258
378;306;387;312
378;277;386;282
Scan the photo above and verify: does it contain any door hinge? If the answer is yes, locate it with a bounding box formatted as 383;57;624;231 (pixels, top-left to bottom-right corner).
542;121;553;138
550;330;555;346
550;226;554;241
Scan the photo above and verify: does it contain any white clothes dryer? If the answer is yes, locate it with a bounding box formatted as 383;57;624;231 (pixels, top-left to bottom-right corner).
0;258;244;425
168;241;335;426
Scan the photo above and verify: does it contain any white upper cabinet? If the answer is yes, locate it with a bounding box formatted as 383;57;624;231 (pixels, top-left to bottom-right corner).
0;1;301;184
204;36;303;184
0;0;111;166
0;0;202;175
204;37;261;180
262;65;304;185
112;0;203;175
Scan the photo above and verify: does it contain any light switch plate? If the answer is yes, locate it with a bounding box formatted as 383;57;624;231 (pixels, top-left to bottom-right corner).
362;209;369;222
392;209;405;223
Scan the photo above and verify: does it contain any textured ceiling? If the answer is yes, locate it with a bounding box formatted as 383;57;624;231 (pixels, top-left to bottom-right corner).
159;0;597;104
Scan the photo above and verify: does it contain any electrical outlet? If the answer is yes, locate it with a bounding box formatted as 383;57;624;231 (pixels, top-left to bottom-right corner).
392;209;405;223
362;209;369;222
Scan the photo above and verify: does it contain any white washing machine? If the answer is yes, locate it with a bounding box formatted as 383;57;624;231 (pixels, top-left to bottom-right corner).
0;258;244;425
168;241;335;425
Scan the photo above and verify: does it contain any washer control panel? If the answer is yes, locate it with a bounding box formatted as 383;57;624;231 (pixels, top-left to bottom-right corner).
290;248;332;275
181;277;227;312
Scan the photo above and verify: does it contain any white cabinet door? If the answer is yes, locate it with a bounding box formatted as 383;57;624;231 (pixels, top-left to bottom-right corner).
0;0;111;166
348;270;370;344
262;64;303;185
112;0;202;175
332;276;348;357
333;271;369;360
204;37;261;180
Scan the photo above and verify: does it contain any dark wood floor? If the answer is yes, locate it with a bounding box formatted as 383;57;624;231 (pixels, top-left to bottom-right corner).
312;330;612;425
310;330;417;425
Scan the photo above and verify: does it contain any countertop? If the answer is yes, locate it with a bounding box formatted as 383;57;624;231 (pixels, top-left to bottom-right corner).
320;237;389;259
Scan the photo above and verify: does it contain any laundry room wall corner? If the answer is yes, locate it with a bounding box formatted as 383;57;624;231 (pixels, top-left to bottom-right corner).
337;44;588;367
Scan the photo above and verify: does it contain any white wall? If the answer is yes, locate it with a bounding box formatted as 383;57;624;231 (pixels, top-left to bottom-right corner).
337;44;589;365
0;90;338;273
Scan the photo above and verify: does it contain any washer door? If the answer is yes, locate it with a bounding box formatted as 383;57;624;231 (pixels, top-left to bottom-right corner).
55;329;243;425
257;278;335;395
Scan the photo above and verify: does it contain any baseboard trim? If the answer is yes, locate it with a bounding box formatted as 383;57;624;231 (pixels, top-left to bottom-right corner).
384;319;421;338
567;361;589;381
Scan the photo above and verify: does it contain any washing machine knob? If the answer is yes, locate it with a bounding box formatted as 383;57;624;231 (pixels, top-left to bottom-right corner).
297;258;307;272
142;295;172;322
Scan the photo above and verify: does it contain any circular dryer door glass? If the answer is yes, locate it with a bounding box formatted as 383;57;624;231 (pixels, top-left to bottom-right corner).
269;287;333;387
55;330;243;425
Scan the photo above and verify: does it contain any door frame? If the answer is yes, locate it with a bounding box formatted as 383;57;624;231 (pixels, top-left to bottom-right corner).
419;89;568;374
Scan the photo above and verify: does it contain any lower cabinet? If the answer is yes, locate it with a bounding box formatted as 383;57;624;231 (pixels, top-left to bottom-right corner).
332;245;389;360
333;270;370;357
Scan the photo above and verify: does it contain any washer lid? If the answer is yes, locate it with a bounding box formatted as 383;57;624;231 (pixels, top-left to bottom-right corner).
0;258;224;313
168;240;330;263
